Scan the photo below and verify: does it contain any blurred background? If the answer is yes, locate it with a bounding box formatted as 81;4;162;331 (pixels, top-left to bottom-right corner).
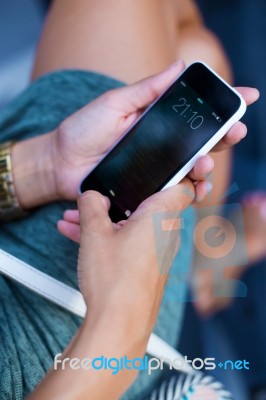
180;2;266;400
0;1;265;399
0;0;49;109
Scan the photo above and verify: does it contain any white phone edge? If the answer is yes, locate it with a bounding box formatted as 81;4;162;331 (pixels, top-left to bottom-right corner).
79;61;247;195
162;61;247;190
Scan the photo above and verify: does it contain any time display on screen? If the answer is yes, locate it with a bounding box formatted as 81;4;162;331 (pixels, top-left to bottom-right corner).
172;98;204;129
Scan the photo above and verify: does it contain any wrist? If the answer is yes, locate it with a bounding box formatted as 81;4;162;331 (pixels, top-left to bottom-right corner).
82;311;149;359
49;123;84;202
12;132;60;209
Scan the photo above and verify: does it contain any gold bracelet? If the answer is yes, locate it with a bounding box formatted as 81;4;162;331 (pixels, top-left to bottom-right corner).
0;142;28;221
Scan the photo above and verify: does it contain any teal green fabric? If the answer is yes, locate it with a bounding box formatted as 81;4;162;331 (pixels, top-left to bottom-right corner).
0;70;195;399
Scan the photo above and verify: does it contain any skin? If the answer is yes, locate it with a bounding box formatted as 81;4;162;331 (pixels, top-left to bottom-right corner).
31;0;233;209
29;181;197;400
8;0;259;397
12;62;258;210
15;64;258;399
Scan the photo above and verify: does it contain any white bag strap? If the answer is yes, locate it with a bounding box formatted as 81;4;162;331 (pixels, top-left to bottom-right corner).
0;249;192;374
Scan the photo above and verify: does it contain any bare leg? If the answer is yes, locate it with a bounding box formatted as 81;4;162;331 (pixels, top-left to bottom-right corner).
32;0;179;83
32;0;232;85
32;0;232;203
32;0;238;315
175;0;232;81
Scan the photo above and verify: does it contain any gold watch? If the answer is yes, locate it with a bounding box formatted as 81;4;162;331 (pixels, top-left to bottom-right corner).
0;142;28;221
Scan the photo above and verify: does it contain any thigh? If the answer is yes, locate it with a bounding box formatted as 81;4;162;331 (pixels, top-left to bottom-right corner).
32;0;179;83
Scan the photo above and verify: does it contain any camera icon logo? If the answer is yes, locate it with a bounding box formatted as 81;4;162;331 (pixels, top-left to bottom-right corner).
192;203;248;299
194;215;237;260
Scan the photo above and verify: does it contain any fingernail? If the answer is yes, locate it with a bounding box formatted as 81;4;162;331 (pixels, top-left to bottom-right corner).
240;126;248;139
206;181;213;193
195;181;213;203
196;193;204;203
252;88;260;101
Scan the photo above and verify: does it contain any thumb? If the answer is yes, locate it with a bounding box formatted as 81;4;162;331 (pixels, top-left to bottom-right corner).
78;191;112;235
116;60;185;113
134;179;195;218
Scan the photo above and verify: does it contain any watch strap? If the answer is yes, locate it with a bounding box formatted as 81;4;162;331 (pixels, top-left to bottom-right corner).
0;142;28;221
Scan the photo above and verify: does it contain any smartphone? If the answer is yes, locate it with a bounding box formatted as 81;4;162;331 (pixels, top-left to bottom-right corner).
80;62;246;222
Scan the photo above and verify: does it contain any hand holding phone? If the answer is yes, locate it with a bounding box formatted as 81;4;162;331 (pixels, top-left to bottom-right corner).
80;62;247;222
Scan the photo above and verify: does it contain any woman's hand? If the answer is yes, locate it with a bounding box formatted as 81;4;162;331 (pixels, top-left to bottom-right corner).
77;180;194;336
51;61;258;201
50;60;199;200
12;60;259;208
30;180;195;400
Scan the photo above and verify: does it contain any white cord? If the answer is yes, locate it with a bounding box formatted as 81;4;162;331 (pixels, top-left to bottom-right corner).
0;249;234;400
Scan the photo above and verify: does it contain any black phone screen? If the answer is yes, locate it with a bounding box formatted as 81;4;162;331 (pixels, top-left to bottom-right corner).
81;63;241;222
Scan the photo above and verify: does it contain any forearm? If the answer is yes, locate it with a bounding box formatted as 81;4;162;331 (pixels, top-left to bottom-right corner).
29;313;147;400
11;132;60;209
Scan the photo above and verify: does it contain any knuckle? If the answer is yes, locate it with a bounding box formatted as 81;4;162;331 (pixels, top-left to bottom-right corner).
139;195;169;215
149;199;176;217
